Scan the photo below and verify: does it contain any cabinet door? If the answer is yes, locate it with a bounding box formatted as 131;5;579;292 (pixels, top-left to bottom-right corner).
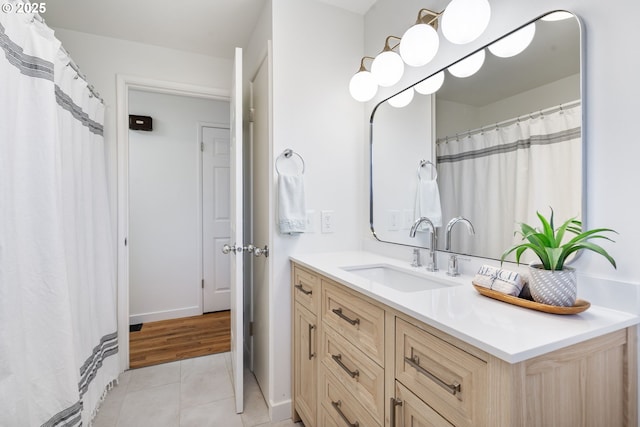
294;303;318;427
393;382;454;427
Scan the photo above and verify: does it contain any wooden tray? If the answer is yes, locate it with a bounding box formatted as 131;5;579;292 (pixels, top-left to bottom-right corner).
472;283;590;315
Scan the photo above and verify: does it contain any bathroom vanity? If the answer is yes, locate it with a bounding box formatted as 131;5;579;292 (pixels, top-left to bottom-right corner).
291;252;638;427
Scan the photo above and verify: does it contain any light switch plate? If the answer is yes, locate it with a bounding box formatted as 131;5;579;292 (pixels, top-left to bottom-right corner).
388;210;400;231
306;210;316;233
321;210;335;233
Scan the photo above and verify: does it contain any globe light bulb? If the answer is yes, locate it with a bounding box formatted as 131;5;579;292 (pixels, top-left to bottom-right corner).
441;0;491;45
400;24;440;67
448;49;485;78
388;87;414;108
415;71;445;95
349;70;378;102
488;23;536;58
371;50;404;87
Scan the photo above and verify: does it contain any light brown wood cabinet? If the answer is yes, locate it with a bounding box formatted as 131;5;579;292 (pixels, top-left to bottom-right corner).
291;262;638;427
292;265;320;427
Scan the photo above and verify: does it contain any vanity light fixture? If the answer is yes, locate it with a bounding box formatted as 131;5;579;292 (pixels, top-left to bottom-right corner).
387;87;415;108
448;49;486;77
349;56;378;102
399;8;442;67
441;0;491;45
488;22;536;58
414;71;445;95
371;36;404;87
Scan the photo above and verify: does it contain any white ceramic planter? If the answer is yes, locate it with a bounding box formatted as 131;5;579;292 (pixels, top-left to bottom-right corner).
528;264;577;307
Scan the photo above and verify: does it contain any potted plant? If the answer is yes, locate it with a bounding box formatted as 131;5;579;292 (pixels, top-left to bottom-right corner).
501;209;617;307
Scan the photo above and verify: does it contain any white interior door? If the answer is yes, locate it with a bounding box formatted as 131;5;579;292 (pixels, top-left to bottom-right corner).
229;47;244;414
202;125;231;313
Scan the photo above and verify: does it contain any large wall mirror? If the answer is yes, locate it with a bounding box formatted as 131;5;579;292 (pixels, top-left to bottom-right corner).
370;11;583;262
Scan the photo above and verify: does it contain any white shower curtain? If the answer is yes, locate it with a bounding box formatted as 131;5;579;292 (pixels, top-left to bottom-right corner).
437;102;582;260
1;7;118;426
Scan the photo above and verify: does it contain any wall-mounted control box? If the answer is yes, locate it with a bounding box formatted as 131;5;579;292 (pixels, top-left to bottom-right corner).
129;115;153;131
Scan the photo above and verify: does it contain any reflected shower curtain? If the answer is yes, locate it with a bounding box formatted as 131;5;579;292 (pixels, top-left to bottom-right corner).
0;7;118;427
437;102;582;259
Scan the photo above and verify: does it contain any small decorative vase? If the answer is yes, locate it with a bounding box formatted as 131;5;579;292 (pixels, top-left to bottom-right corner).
528;264;577;307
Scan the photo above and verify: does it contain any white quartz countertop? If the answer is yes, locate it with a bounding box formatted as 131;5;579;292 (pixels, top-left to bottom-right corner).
290;251;640;363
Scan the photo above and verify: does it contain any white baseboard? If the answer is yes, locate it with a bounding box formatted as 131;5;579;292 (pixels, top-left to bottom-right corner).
129;306;201;324
269;398;292;423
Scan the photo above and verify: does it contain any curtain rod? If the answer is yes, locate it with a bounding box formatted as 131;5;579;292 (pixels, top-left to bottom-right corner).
28;7;104;104
436;99;581;144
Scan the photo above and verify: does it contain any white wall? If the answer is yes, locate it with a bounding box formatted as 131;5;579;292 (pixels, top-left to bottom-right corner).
267;0;365;419
128;90;229;323
51;28;233;240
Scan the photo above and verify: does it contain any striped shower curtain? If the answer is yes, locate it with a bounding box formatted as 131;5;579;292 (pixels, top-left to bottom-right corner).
436;102;582;260
0;6;118;426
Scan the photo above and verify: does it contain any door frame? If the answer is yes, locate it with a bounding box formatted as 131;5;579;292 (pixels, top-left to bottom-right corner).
116;75;229;370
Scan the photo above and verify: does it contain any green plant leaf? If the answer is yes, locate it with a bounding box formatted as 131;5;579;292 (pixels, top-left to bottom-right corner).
537;209;555;242
562;241;617;269
501;209;617;271
545;247;565;270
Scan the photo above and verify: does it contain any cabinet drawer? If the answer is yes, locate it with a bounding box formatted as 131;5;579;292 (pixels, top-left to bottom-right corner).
293;264;320;314
395;318;487;427
393;381;454;427
321;368;380;427
322;279;385;365
321;324;384;421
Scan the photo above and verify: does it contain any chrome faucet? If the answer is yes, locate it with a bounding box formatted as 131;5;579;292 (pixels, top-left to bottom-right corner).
409;217;438;272
444;217;475;276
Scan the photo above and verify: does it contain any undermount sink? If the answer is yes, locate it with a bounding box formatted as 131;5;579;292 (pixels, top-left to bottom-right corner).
341;264;457;292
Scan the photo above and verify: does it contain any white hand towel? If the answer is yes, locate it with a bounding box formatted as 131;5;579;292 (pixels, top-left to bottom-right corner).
278;174;306;234
414;179;443;228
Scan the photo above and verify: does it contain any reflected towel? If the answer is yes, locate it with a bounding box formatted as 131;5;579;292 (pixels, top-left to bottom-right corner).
278;174;306;234
414;179;442;228
473;265;525;296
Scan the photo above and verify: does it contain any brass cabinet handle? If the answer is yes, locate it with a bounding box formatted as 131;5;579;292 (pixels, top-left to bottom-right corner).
332;307;360;326
331;400;359;427
331;353;359;379
308;324;316;360
404;355;461;395
295;283;312;295
390;398;403;427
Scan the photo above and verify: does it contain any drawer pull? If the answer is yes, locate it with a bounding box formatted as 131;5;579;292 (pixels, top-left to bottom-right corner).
390;398;403;427
308;324;316;360
331;400;359;427
332;307;360;326
331;353;359;380
295;283;312;295
405;355;461;396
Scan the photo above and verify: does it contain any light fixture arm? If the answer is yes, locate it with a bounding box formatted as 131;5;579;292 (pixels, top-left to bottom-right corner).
383;35;402;52
358;56;375;72
416;8;443;30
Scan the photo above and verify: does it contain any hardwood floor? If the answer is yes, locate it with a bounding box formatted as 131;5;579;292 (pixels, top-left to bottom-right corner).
129;311;231;369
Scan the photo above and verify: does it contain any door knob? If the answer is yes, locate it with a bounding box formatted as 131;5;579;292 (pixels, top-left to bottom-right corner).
253;245;269;257
221;244;244;254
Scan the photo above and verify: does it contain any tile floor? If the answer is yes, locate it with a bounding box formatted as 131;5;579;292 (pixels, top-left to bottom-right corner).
92;352;303;427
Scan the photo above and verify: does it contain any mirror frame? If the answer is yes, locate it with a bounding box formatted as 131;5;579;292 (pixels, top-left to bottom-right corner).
368;10;586;261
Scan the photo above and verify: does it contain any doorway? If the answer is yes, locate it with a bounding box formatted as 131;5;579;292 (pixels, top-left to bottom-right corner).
128;90;231;326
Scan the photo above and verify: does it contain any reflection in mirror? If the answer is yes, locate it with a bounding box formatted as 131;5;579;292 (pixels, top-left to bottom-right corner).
370;12;582;262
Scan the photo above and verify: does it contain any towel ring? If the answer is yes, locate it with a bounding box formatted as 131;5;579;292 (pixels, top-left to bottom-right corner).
417;160;437;181
276;149;305;175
